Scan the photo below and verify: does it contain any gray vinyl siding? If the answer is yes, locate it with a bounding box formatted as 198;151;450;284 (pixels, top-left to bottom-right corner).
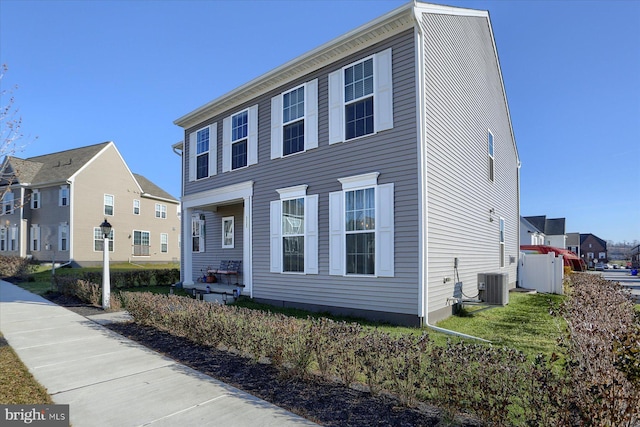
421;13;519;318
184;30;420;316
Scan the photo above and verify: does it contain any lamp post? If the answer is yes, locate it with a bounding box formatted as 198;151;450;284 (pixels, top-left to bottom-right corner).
100;219;112;310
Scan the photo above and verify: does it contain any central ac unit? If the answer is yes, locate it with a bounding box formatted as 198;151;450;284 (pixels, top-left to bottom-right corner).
477;273;509;305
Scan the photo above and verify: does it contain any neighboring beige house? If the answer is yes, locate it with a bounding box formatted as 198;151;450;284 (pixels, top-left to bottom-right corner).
0;142;180;266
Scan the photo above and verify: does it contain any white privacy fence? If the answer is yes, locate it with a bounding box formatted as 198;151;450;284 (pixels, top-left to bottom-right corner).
518;252;564;294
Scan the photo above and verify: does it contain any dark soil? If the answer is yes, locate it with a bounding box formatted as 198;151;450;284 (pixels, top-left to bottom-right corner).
44;292;480;427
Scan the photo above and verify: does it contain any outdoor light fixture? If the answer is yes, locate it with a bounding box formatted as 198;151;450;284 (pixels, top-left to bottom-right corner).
100;218;112;309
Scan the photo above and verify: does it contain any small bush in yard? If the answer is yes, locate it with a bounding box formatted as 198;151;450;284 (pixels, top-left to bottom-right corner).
0;255;35;280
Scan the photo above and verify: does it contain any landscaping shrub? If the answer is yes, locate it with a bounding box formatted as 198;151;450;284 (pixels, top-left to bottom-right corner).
119;273;640;425
0;255;35;280
81;268;180;289
54;276;101;306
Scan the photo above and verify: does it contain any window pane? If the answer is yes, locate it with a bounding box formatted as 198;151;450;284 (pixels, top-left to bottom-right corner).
231;140;247;169
283;236;304;272
346;232;375;275
346;188;375;231
282;198;304;235
345;97;374;140
197;128;209;154
344;58;374;102
197;153;209;179
232;111;248;141
283;120;305;156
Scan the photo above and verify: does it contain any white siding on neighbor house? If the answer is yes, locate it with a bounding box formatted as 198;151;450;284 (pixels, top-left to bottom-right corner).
182;30;421;317
420;13;519;319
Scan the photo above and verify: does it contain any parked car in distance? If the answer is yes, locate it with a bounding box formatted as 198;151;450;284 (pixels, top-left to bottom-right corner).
613;264;620;269
595;262;605;271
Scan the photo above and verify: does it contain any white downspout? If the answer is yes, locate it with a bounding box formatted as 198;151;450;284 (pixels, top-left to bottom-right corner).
413;6;489;343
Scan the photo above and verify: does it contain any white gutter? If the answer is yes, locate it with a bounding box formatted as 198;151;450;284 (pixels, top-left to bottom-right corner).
412;4;490;343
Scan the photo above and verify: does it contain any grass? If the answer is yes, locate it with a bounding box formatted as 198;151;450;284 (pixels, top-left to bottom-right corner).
0;333;52;404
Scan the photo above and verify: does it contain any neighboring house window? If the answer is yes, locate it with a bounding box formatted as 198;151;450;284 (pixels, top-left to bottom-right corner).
329;172;394;277
59;223;69;251
328;48;393;144
133;199;140;215
104;194;114;216
223;105;258;172
488;130;495;182
192;214;205;253
155;203;167;219
499;218;505;268
0;227;6;251
222;216;234;249
30;225;40;252
10;225;17;251
160;233;168;253
270;185;318;274
2;192;14;214
93;227;113;252
31;190;40;209
133;230;150;256
270;80;319;159
59;186;69;206
599;252;606;259
188;123;217;181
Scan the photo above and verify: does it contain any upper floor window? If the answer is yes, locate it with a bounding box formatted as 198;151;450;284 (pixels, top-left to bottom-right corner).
271;80;318;159
133;199;140;215
188;124;217;182
223;105;258;172
59;186;69;207
328;48;393;144
31;190;40;209
155;203;167;219
2;192;14;214
488;130;495;182
270;185;318;274
104;194;114;216
329;172;394;277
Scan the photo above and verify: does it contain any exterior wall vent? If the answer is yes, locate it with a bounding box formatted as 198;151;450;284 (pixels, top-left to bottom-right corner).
477;273;509;305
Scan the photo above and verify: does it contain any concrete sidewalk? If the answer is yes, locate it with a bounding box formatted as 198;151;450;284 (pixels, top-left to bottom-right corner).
0;280;317;427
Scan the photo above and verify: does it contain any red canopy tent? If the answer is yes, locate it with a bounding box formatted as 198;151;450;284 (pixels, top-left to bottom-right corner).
520;245;587;272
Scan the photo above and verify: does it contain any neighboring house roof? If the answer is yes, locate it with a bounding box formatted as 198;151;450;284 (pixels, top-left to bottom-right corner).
580;233;607;249
523;215;565;236
520;216;543;234
133;173;177;202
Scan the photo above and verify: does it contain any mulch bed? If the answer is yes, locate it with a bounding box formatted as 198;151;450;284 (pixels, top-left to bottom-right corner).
45;292;480;427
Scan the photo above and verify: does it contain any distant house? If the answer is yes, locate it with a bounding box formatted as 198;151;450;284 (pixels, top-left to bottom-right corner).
0;142;180;266
522;215;566;248
174;1;520;325
566;232;581;256
520;216;545;245
580;233;608;266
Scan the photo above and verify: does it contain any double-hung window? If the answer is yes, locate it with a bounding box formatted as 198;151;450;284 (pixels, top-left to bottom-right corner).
222;216;234;249
93;227;113;251
133;230;150;256
488;130;495;182
270;185;318;274
223;105;258;172
329;172;394;277
10;225;17;251
0;227;6;251
2;192;14;214
59;186;69;206
31;190;40;209
328;48;393;144
271;80;318;159
155;203;167;219
188;124;217;181
104;194;114;216
160;233;168;253
30;225;40;252
133;199;140;215
59;223;69;251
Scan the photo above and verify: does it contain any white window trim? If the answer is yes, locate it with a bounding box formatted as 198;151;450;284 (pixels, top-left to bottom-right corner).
270;185;318;275
132;230;151;257
133;199;140;215
499;217;505;268
59;223;70;252
30;224;41;252
329;172;394;277
160;233;168;253
189;123;217;181
222;216;235;249
155;203;167;219
223;105;258;172
2;192;14;214
59;185;69;207
271;79;318;159
328;48;393;144
488;129;495;182
192;214;206;253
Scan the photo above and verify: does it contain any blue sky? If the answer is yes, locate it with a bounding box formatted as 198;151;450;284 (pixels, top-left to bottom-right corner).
1;0;638;244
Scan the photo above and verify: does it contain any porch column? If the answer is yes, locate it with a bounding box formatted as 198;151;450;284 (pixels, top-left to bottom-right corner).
182;206;194;286
243;195;252;297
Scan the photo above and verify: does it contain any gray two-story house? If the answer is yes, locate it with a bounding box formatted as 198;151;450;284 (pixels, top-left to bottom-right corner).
174;1;520;325
0;142;180;266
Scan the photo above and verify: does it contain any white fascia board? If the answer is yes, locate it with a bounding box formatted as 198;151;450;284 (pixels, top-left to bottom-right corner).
182;181;254;209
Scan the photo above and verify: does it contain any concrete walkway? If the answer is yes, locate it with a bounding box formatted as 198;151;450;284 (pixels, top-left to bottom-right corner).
0;280;317;427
